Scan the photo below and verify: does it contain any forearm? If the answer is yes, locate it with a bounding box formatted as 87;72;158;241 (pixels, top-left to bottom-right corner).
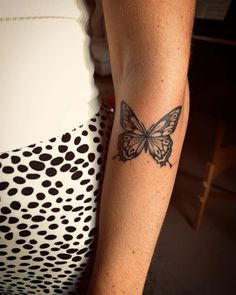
87;80;189;295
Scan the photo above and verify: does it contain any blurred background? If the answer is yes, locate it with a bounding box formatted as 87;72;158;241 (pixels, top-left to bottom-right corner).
87;0;236;294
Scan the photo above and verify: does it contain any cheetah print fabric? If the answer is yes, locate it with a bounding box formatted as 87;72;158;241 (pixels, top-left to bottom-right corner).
0;103;114;295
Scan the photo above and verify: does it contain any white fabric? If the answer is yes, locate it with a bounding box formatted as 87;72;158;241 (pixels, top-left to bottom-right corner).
0;0;101;153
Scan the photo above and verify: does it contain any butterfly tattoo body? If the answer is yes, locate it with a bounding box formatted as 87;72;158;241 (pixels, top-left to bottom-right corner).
113;101;182;167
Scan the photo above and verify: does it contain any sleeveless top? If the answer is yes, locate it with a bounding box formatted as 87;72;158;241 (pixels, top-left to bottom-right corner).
0;0;102;153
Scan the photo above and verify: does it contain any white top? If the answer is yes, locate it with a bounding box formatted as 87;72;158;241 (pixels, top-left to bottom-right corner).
0;0;101;153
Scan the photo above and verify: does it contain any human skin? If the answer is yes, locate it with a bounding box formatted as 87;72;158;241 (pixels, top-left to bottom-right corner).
87;1;196;294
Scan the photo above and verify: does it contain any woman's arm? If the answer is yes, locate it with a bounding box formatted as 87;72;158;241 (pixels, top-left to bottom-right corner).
88;1;196;294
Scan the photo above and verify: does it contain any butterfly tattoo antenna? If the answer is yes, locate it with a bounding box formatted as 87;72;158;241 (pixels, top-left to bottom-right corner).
113;100;182;167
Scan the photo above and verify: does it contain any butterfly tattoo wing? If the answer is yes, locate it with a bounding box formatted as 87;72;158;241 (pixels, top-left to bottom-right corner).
147;106;182;166
114;101;147;161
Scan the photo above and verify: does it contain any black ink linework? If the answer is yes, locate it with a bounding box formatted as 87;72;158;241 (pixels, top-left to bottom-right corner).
113;101;182;167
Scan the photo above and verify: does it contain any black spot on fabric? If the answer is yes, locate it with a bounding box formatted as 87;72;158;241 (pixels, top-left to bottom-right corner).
21;187;34;196
82;162;89;168
49;224;58;230
8;217;19;224
49;137;56;142
22;214;32;219
0;153;9;159
66;188;74;194
12;248;21;253
63;205;73;212
0;181;9;190
77;247;88;255
77;144;89;153
89;228;97;237
40;243;50;249
19;230;31;237
58;145;68;153
69;166;77;172
46;145;53;150
32;216;45;222
88;168;95;175
42;202;52;208
51;208;60;213
84;216;92;223
36;193;46;200
17;223;28;230
96;172;102;180
1;207;11;214
65;152;75;161
37;231;47;236
48;188;59;195
83;225;90;231
57;253;72;260
65;226;76;233
11;155;21;164
0;225;10;232
88;124;97;132
76;194;84;201
74;158;84;164
86;185;94;192
55;181;63;188
56;197;63;203
72;256;82;262
42;180;51;187
21;255;32;260
2;166;14;174
82;130;88;136
32;146;42;154
29;161;45;171
26;173;40;180
47;215;55;222
62;133;71;143
8;188;18;196
51;157;64;166
13;176;26;184
74;136;81;145
88;153;95;162
10;201;21;210
45;167;57;177
23;151;32;157
39;153;52;161
72;206;83;212
45;235;57;240
17;164;28;172
84;197;92;203
93;137;100;143
0;216;7;223
80;179;90;185
5;232;14;240
60;163;71;172
71;171;82;180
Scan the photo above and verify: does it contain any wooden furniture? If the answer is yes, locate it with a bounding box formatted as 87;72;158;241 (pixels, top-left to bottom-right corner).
193;121;236;230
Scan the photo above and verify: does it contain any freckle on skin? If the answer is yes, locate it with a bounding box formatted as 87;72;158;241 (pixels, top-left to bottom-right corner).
112;285;115;288
132;250;135;254
161;79;164;83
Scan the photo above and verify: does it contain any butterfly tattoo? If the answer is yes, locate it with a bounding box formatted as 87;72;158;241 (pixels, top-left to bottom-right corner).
113;101;182;167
